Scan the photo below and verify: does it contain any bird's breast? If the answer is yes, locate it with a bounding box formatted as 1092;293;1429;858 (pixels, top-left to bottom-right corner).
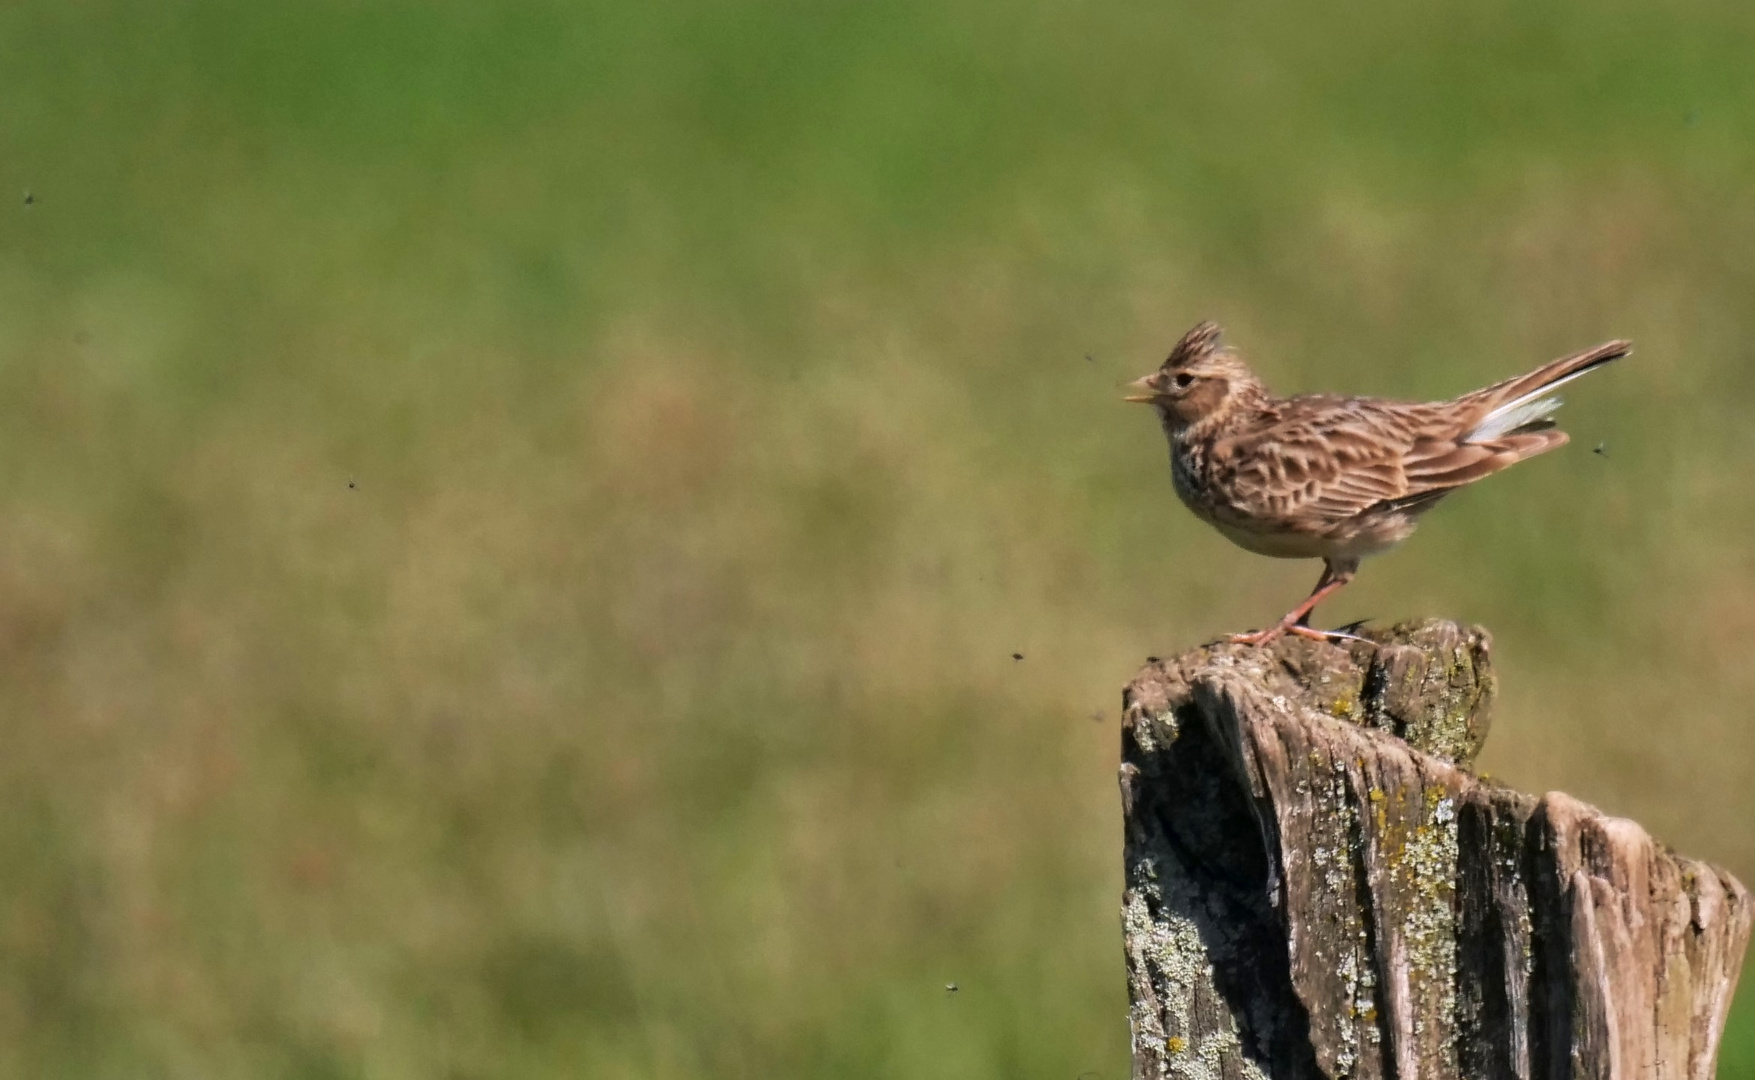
1168;446;1209;516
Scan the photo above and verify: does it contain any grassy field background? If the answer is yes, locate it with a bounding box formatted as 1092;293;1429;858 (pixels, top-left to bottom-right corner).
3;1;1755;1076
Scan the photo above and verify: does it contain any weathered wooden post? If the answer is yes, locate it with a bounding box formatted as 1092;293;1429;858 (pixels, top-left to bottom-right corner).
1120;620;1750;1080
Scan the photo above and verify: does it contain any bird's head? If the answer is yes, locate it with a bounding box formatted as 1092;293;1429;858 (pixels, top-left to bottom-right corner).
1125;322;1265;433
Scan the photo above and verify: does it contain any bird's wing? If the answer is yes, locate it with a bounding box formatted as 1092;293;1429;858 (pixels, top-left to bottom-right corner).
1215;398;1563;525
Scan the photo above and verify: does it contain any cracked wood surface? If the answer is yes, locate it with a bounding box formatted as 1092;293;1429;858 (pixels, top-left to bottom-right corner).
1120;620;1750;1080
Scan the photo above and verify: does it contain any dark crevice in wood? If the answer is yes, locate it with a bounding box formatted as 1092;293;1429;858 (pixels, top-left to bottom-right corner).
1126;697;1322;1077
1350;784;1398;1080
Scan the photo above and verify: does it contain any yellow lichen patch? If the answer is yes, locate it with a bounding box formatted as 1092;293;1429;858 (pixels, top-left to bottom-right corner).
1167;1036;1187;1054
1386;790;1461;1070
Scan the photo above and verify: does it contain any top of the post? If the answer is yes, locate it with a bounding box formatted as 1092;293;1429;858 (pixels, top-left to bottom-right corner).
1125;618;1496;767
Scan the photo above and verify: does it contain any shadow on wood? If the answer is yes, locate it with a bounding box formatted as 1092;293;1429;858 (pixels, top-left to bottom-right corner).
1120;620;1750;1080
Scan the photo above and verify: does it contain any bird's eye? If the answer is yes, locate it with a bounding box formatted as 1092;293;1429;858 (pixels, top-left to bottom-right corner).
1172;372;1196;390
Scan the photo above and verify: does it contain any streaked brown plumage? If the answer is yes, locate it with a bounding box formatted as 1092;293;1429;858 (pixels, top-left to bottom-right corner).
1127;322;1630;644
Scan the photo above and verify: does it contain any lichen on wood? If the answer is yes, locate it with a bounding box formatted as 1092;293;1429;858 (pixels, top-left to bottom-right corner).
1120;620;1750;1080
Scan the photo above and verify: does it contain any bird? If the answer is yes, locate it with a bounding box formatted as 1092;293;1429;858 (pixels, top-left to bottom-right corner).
1126;322;1629;645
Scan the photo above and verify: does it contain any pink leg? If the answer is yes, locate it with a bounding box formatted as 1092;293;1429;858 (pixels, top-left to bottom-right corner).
1228;561;1358;646
1293;562;1336;627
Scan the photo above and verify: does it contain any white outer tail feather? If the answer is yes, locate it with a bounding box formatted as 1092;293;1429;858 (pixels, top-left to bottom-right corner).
1467;393;1562;441
1465;362;1611;442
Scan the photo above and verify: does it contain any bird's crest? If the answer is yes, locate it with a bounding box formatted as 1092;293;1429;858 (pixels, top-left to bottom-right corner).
1166;321;1226;367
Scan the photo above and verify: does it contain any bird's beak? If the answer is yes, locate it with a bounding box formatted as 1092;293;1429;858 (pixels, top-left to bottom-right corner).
1123;376;1158;403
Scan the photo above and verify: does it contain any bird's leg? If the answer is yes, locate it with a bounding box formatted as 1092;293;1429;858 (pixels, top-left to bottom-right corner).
1282;572;1360;642
1229;560;1358;646
1292;563;1336;627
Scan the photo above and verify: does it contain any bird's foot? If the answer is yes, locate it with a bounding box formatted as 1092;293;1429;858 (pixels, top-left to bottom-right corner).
1226;622;1373;647
1227;567;1367;647
1225;625;1287;646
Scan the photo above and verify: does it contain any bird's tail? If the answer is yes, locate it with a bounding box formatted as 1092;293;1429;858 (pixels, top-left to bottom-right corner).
1462;339;1631;443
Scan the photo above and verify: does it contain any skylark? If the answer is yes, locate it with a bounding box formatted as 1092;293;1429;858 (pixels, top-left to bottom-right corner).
1127;322;1629;644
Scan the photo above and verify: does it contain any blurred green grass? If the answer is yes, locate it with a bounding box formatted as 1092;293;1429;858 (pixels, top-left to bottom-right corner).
2;0;1755;1076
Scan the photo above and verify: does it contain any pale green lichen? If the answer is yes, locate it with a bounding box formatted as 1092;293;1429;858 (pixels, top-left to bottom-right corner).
1358;623;1493;765
1389;788;1461;1070
1400;656;1480;763
1132;709;1180;755
1305;753;1387;1078
1123;862;1269;1080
